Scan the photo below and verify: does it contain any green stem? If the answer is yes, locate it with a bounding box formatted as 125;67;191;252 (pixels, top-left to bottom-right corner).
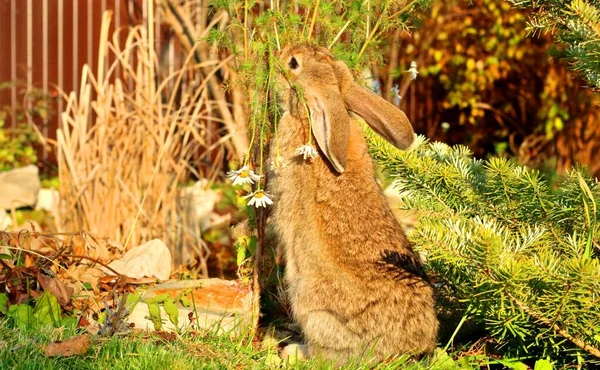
358;0;390;59
301;100;313;145
444;307;470;351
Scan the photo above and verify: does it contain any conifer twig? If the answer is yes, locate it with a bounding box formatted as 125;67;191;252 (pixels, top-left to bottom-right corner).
507;293;600;359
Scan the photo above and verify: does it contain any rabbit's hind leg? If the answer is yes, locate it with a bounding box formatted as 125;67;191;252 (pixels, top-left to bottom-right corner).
301;310;362;363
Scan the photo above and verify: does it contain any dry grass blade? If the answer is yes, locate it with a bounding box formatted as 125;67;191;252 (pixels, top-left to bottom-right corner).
160;0;248;157
56;9;228;269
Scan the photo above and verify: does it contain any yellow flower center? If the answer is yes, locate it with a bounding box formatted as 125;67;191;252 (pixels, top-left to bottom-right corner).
239;170;249;178
255;191;264;198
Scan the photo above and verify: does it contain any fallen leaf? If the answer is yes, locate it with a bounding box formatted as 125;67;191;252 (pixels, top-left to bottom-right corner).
44;334;91;357
98;275;118;285
81;233;111;263
13;289;34;305
64;265;106;294
24;254;34;267
77;316;90;328
69;235;87;257
152;331;177;342
28;235;60;254
37;271;74;306
85;324;100;336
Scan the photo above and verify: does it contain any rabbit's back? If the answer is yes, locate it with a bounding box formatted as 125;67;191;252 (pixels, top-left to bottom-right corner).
271;115;438;362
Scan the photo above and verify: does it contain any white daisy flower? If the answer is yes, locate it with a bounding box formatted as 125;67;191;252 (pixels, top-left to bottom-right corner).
270;155;287;171
296;144;318;160
246;190;274;208
407;61;418;80
227;166;261;186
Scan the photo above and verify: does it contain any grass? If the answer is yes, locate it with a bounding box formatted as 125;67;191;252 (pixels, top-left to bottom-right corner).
0;325;269;370
0;322;482;370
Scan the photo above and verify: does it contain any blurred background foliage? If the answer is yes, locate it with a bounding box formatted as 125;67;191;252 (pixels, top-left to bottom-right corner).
0;82;51;171
3;0;599;178
373;0;600;178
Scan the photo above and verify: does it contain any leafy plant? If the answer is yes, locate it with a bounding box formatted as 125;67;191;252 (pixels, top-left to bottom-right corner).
210;0;434;178
2;292;77;330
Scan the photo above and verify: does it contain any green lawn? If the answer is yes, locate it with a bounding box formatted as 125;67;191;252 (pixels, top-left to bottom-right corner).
0;323;485;370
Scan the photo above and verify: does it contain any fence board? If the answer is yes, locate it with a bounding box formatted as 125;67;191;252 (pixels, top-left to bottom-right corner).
0;0;192;171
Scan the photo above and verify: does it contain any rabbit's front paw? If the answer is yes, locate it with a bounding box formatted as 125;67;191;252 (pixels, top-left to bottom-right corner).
280;343;308;364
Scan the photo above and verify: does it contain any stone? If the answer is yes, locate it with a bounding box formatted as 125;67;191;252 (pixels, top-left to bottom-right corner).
35;188;59;216
127;279;253;336
180;180;220;231
0;165;41;210
104;239;171;280
0;209;11;230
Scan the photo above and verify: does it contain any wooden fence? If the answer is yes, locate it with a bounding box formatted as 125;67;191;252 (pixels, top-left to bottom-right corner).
0;0;192;160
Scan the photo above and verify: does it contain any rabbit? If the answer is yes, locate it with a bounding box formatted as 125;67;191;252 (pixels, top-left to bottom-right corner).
268;44;438;364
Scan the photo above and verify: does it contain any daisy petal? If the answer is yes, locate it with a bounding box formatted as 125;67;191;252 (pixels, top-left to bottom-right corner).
296;144;318;160
246;190;274;208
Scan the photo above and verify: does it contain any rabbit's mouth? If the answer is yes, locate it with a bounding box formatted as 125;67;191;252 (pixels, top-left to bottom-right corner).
274;82;296;115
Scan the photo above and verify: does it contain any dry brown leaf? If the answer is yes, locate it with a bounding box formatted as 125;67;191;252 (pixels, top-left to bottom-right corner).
107;239;125;253
44;334;91;357
152;331;177;342
28;234;60;254
23;254;34;267
71;291;101;314
68;265;106;285
63;265;106;295
123;276;158;285
85;324;100;336
37;271;74;306
82;233;111;263
6;231;32;251
69;235;87;257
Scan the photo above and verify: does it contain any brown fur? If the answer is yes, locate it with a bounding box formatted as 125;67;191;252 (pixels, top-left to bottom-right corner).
270;46;438;363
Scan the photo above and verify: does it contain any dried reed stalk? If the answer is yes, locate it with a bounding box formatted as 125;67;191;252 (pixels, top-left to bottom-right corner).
57;10;228;271
159;0;249;158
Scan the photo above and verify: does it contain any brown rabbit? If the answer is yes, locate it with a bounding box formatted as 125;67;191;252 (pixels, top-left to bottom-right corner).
269;45;438;363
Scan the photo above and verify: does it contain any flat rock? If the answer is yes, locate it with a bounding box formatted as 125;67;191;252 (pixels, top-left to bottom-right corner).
105;239;171;280
128;279;253;336
0;165;41;210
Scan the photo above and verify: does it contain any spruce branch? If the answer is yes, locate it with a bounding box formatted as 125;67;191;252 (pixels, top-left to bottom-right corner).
507;292;600;359
506;0;600;90
365;128;600;363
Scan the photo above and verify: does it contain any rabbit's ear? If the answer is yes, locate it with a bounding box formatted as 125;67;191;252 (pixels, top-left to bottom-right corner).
330;60;414;149
344;82;414;149
305;88;350;173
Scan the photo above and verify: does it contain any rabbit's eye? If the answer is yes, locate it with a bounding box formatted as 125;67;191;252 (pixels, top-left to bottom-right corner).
289;57;299;70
